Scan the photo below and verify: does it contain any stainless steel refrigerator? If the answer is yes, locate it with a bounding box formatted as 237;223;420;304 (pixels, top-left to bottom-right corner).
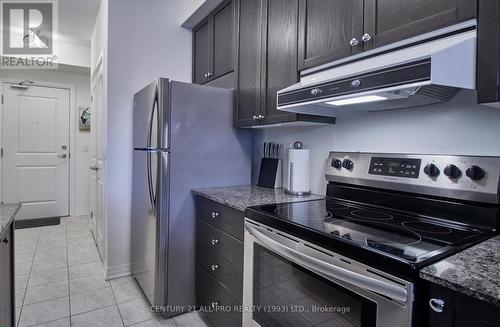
131;78;251;316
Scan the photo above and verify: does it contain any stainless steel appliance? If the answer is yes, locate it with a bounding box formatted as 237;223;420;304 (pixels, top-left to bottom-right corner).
277;21;477;116
244;152;500;327
131;78;251;317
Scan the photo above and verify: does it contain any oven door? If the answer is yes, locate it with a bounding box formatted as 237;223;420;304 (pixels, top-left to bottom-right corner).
243;220;414;327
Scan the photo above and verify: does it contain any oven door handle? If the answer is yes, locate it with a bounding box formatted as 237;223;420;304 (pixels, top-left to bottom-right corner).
246;224;408;303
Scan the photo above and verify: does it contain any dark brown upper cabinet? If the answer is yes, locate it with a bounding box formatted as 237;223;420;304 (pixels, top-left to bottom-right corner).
298;0;477;71
235;0;263;127
261;0;301;125
193;0;236;85
363;0;477;50
298;0;364;71
235;0;335;127
194;21;211;84
477;0;500;104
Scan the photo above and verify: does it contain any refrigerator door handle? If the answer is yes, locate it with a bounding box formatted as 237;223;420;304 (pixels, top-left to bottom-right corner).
146;85;159;217
134;147;170;152
147;152;156;218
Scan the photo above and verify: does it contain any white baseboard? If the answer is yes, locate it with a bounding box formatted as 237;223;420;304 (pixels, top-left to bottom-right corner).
104;262;132;280
70;209;90;217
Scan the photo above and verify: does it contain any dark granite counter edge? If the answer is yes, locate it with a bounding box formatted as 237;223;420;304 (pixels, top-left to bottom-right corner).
0;203;21;237
420;271;500;306
192;190;246;212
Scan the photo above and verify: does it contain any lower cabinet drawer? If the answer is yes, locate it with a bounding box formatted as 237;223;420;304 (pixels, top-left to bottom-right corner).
196;264;242;327
197;219;243;270
195;196;244;241
196;242;243;299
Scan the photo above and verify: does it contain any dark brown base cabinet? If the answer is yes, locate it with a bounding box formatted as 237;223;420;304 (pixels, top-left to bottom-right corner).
0;222;15;327
195;196;244;327
425;283;500;327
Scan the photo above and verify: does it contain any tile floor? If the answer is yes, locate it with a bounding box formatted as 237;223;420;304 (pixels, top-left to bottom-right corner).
15;216;209;327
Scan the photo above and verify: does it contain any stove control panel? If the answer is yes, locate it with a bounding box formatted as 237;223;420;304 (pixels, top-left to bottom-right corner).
325;152;500;204
369;157;421;178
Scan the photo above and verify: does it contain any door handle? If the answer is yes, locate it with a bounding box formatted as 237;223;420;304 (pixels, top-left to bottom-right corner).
57;153;67;158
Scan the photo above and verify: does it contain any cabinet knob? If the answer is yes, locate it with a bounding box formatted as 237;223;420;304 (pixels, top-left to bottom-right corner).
211;238;218;245
429;298;445;313
211;264;218;271
310;88;322;96
351;79;361;88
2;237;9;244
349;38;359;47
361;33;372;42
211;212;219;219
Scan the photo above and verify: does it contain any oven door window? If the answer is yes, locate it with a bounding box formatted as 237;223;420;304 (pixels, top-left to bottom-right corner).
253;244;377;327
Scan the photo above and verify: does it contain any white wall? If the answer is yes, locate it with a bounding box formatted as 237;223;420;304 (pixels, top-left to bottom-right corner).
103;0;204;275
0;66;91;214
252;91;500;195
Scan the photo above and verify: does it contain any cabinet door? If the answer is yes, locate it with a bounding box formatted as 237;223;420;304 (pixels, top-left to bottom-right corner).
262;0;299;125
363;0;477;50
213;1;235;79
298;0;364;70
236;0;263;127
194;21;211;84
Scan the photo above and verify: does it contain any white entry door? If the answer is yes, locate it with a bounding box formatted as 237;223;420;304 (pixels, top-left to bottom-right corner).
2;83;70;219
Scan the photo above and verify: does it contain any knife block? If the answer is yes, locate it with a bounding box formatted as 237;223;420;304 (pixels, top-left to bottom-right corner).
257;158;282;189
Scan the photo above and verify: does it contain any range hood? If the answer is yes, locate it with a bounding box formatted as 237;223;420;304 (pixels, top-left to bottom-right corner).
277;28;477;116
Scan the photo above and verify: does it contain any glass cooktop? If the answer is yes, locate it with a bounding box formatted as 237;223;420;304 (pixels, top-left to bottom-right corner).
252;199;483;263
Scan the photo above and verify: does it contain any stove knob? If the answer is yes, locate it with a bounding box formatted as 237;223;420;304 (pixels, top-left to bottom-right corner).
444;164;462;179
342;159;354;170
423;163;440;177
466;165;485;181
331;159;342;169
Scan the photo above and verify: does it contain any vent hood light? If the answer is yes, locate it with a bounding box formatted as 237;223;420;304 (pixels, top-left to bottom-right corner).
326;95;388;106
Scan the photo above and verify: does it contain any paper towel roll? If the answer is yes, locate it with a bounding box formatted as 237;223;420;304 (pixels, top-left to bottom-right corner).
286;149;310;195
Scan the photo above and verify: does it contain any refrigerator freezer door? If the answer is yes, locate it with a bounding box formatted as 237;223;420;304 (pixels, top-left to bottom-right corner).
133;78;170;151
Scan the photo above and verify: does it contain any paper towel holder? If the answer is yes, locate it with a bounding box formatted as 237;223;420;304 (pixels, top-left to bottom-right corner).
284;141;311;196
284;161;311;196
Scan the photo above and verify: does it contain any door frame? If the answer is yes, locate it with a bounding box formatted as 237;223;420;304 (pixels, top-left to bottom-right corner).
0;79;77;216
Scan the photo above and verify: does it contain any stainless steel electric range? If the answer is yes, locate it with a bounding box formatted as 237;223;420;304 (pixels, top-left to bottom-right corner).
243;152;500;327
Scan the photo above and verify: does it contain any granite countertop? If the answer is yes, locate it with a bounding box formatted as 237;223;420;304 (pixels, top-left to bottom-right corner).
0;203;21;236
420;235;500;306
193;185;324;211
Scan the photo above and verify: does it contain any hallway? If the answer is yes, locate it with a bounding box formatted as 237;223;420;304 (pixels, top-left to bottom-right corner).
14;216;207;327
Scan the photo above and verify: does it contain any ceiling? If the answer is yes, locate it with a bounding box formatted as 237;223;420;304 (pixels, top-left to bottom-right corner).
58;0;101;46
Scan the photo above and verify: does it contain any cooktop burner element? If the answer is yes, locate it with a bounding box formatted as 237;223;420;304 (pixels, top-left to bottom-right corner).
402;221;453;234
251;199;484;264
351;209;393;221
